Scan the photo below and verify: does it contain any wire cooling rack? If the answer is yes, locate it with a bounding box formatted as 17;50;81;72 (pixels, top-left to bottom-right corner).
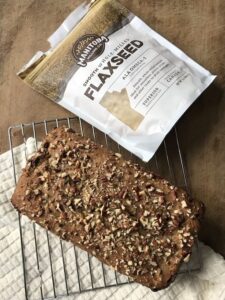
8;117;201;300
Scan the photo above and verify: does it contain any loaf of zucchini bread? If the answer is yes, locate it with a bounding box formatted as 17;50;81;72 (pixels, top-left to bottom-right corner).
11;127;204;291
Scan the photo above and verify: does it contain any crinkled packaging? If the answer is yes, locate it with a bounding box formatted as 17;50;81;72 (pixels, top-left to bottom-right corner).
18;0;216;161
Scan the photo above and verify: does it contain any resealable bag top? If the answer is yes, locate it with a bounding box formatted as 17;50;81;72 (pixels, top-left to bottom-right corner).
18;0;216;161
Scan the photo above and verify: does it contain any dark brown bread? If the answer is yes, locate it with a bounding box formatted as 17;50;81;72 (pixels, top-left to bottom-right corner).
11;127;204;291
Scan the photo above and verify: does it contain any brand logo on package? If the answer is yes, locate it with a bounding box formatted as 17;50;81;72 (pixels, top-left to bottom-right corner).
72;34;109;67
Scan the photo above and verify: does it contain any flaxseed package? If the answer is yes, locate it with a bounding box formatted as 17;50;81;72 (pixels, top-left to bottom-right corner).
18;0;215;161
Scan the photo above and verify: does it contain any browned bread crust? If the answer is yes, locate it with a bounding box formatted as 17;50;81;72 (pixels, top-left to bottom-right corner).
11;127;204;291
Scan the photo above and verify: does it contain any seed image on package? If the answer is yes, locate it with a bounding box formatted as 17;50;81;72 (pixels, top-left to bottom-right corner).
100;89;144;130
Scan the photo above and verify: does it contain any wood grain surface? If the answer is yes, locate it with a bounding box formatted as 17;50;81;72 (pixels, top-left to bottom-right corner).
0;0;225;256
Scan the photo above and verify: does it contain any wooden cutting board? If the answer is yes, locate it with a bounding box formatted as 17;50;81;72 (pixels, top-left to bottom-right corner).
0;0;224;256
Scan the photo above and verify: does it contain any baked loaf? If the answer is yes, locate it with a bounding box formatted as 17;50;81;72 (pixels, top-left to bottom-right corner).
11;127;204;291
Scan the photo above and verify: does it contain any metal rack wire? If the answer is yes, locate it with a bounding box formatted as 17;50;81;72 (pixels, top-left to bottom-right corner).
8;117;201;300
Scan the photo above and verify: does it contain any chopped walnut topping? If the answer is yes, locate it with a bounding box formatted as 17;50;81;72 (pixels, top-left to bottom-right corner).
39;175;46;182
138;190;145;196
34;189;40;195
121;204;126;211
165;250;171;257
108;216;113;222
49;159;58;169
25;189;30;196
181;200;187;208
150;261;157;267
183;254;191;263
148;186;155;192
138;246;143;253
143;210;150;217
12;126;203;291
43;171;48;178
85;224;90;233
183;232;190;237
115;208;121;215
144;245;149;253
74;198;81;205
36;210;44;217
